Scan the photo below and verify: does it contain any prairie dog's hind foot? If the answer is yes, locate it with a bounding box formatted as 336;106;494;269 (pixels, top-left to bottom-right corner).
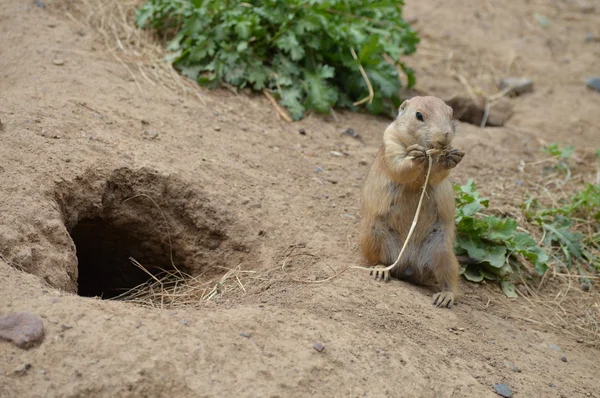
432;291;454;308
370;265;390;282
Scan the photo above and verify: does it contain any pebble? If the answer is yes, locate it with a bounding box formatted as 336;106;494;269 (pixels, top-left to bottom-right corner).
33;0;45;8
330;151;343;157
52;59;65;66
584;33;599;42
493;383;513;397
179;319;188;326
586;77;600;92
14;363;31;375
327;178;339;184
214;126;221;131
561;355;568;362
499;77;534;95
240;332;250;338
548;343;561;351
299;128;306;135
313;343;325;352
358;160;368;166
340;128;363;142
241;198;251;205
142;130;159;140
581;283;590;292
0;312;45;349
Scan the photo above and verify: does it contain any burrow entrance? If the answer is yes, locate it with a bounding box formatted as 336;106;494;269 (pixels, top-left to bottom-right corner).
72;216;173;299
53;167;246;300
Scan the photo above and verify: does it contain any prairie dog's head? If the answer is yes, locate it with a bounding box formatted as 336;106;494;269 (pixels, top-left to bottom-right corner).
394;96;456;149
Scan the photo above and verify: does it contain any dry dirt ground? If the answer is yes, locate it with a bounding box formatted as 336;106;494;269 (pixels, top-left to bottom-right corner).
1;0;600;397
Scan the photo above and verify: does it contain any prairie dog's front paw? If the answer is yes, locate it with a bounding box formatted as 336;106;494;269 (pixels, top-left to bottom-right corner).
406;144;426;164
439;148;464;169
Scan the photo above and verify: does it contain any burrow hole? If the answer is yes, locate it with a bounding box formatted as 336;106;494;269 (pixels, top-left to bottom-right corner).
57;168;232;300
72;216;176;299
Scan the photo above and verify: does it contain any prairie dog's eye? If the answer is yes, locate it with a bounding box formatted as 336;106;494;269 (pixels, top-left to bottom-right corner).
416;112;424;122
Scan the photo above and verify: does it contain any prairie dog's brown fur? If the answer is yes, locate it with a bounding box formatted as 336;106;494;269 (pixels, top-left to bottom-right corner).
359;96;464;308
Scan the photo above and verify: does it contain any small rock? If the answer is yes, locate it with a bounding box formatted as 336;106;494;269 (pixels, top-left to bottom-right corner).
313;343;325;352
498;77;534;96
330;151;343;157
14;363;31;375
33;0;45;8
314;167;324;173
142;130;159;140
584;33;599;42
581;283;590;292
0;312;45;349
60;324;73;331
52;59;65;66
358;160;369;166
240;332;250;338
241;198;251;205
493;383;513;397
561;355;568;362
214;126;221;131
586;77;600;92
548;343;561;351
340;128;364;142
64;158;71;163
445;95;513;127
327;178;339;184
179;319;188;326
503;360;521;373
299;128;306;135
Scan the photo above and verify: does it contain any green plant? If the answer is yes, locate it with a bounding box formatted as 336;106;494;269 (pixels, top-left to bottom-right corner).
541;143;574;175
135;0;419;120
453;179;548;296
523;183;600;271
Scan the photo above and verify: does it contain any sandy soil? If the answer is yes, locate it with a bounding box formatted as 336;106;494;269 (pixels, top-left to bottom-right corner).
1;0;599;397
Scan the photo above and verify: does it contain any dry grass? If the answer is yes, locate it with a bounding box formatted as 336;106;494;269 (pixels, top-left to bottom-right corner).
54;0;208;103
505;271;600;347
111;257;255;309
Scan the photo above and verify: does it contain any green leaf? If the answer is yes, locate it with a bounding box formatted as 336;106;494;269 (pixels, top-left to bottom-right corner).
463;265;483;282
275;32;304;61
135;5;155;28
501;281;518;298
543;221;584;260
302;70;338;114
483;217;517;242
456;236;507;268
279;87;304;121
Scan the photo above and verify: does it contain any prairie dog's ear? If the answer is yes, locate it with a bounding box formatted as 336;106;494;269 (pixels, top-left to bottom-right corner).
398;100;410;116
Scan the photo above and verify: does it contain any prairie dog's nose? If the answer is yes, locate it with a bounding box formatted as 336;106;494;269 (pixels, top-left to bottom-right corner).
437;131;452;146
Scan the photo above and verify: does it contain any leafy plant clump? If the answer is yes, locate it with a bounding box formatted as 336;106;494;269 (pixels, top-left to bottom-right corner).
524;184;600;272
453;179;548;296
135;0;419;120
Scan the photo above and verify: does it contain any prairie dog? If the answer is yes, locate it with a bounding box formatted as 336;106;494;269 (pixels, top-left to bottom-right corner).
358;96;464;308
